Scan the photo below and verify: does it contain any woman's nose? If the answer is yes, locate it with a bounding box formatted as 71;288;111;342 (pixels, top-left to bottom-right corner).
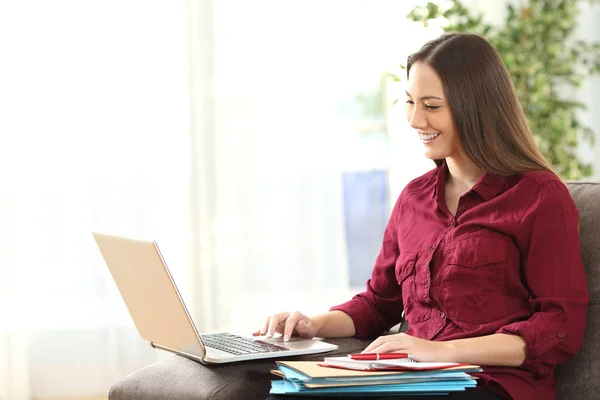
408;107;427;130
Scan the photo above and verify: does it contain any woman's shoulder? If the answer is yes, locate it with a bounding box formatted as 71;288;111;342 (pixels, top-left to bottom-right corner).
515;169;570;197
511;169;575;214
519;169;563;186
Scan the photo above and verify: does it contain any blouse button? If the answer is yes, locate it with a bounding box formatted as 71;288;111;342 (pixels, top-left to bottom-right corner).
557;332;564;339
440;312;446;319
424;282;429;288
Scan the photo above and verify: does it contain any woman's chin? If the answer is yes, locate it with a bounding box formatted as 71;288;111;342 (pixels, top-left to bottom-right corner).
423;149;444;160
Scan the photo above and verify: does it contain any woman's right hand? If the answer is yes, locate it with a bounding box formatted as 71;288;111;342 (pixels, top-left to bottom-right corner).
252;311;321;341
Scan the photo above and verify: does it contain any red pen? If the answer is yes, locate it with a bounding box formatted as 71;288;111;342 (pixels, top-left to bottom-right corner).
348;353;412;360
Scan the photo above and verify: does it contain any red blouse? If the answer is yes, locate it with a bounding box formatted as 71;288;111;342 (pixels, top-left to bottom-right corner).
331;163;589;400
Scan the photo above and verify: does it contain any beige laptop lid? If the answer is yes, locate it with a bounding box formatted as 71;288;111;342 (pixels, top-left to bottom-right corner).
93;232;205;358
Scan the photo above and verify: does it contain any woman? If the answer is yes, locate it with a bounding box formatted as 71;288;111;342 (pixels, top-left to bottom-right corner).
255;33;589;400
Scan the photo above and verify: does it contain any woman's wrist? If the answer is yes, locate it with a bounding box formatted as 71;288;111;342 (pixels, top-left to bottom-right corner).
438;340;459;363
311;311;355;338
310;313;330;337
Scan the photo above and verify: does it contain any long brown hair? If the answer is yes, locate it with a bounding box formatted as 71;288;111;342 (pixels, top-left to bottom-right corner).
407;32;552;176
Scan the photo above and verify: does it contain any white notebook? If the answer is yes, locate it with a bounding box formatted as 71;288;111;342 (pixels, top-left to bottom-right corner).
322;356;465;371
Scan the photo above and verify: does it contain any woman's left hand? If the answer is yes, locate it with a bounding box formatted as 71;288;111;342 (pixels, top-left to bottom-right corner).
363;333;453;363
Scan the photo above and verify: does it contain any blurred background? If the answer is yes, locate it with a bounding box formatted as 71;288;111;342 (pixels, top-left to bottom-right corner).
0;0;598;399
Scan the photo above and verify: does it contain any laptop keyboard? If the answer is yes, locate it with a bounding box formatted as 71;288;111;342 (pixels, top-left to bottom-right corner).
200;333;288;355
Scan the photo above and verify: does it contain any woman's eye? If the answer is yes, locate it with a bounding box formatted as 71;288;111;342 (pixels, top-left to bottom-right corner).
405;100;414;105
425;105;440;110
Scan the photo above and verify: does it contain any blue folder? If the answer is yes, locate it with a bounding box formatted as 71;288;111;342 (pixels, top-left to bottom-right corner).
270;379;474;396
271;364;478;396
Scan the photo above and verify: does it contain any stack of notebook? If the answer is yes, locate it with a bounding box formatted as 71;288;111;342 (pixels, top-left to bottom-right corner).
270;357;482;396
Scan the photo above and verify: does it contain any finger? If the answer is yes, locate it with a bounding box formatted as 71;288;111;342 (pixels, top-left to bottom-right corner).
362;336;389;353
275;319;287;334
259;316;271;336
295;319;312;336
267;312;290;337
369;340;409;355
283;312;305;341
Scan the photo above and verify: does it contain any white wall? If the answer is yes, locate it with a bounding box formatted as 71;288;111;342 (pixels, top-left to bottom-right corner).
575;2;600;179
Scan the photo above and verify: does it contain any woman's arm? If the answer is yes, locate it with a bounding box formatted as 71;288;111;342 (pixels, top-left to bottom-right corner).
312;310;356;338
495;180;588;377
363;332;525;366
443;333;526;366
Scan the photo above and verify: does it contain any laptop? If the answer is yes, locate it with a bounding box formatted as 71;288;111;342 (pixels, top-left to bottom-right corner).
92;232;338;364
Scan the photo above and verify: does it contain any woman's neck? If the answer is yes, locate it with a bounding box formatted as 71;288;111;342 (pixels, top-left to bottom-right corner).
445;155;484;190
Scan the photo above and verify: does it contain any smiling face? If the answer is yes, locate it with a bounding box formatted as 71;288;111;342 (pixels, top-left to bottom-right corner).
405;62;460;161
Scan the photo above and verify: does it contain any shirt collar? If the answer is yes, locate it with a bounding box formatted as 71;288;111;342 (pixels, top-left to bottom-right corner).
472;172;507;201
432;162;446;200
433;160;507;202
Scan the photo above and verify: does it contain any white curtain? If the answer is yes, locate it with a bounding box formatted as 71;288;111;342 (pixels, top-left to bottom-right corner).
0;0;432;398
0;1;190;398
